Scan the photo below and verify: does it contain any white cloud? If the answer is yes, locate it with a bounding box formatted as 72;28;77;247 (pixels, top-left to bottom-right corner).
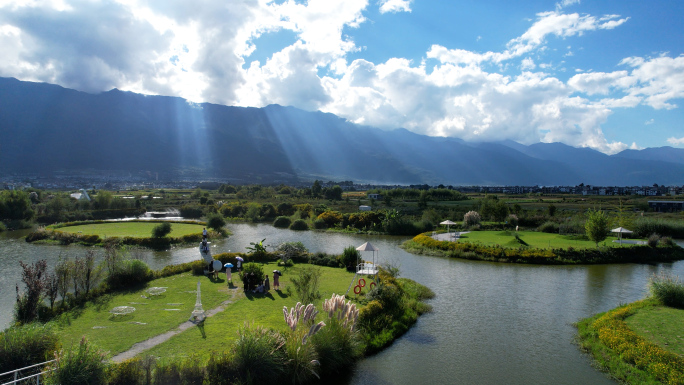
645;119;654;125
556;0;580;11
667;137;684;146
379;0;411;14
521;57;536;70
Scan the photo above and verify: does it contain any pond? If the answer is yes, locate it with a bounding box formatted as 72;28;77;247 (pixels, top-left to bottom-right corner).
2;224;683;384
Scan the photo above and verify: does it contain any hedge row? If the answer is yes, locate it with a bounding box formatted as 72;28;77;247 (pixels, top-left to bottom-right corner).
405;233;684;265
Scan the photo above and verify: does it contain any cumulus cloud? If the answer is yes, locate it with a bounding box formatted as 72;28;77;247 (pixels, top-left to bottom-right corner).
378;0;411;14
667;137;684;146
0;1;677;155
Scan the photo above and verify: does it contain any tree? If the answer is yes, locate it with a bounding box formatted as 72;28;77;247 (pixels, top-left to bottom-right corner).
15;260;47;323
548;203;557;217
585;208;610;248
312;180;322;198
0;190;34;221
206;213;226;232
151;222;172;238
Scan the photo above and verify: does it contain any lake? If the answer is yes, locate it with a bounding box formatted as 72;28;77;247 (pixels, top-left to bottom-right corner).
2;224;682;384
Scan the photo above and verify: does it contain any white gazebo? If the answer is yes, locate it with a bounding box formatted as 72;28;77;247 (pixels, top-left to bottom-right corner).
440;220;457;235
611;227;633;244
346;242;379;295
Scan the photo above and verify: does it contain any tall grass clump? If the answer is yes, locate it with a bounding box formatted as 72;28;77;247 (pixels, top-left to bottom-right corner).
634;217;684;239
0;323;60;373
282;303;325;383
463;211;481;227
205;352;238;385
312;294;361;376
289;266;322;304
340;245;360;271
233;323;286;384
537;221;559;233
47;337;108;385
649;273;684;308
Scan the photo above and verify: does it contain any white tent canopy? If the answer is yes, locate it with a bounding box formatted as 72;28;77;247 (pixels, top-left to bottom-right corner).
440;220;457;234
611;227;633;244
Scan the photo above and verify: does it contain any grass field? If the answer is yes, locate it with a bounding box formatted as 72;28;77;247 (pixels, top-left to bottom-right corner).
457;230;631;249
625;305;684;356
54;263;358;360
57;222;205;238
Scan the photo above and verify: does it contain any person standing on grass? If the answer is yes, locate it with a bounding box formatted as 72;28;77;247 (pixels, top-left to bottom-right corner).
264;275;270;291
200;239;212;272
273;271;280;290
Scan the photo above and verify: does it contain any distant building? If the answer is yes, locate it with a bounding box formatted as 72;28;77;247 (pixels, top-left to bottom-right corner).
648;201;684;212
70;188;91;201
367;193;382;200
359;205;371;211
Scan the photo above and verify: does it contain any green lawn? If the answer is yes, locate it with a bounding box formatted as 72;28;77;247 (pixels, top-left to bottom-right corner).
625;305;684;356
144;263;358;360
54;264;358;360
458;230;634;249
57;222;205;238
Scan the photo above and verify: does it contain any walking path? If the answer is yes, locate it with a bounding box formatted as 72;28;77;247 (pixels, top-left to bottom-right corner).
111;287;241;362
432;231;469;242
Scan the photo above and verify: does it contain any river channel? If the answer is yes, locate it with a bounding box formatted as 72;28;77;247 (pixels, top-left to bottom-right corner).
2;224;683;384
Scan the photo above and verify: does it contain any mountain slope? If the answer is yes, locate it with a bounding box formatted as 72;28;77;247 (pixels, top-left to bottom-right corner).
1;77;683;185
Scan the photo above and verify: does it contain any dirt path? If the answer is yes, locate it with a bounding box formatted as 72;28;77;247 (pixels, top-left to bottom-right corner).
111;287;241;363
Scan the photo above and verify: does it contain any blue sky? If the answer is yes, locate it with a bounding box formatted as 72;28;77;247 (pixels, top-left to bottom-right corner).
1;0;683;153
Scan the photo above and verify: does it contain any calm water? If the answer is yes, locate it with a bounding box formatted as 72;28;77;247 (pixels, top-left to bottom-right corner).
2;224;683;384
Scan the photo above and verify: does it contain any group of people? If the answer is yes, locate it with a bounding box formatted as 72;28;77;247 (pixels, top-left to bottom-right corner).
198;227;282;293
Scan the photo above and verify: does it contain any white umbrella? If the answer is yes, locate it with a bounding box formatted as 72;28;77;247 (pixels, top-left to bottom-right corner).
611;227;633;244
440;220;457;234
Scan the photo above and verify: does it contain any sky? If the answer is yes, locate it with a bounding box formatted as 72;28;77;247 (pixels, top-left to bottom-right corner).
1;0;683;154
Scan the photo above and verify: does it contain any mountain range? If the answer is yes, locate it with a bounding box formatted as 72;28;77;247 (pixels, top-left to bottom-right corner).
1;77;683;186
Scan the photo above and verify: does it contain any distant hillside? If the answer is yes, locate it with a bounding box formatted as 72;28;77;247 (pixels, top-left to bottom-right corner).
1;77;683;185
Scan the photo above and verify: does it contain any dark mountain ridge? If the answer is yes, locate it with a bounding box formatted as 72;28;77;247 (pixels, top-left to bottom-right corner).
1;77;683;185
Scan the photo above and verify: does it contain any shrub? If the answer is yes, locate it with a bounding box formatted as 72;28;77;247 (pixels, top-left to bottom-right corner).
647;233;660;248
47;337;108;385
108;358;144;385
233;324;286;385
309;252;340;267
273;216;291;228
206;213;226;232
105;259;151;290
205;352;237;385
661;236;675;247
312;218;326;230
633;217;684;239
317;211;343;228
290;219;309;231
289;266;322;304
239;263;265;291
275;242;307;263
649;273;684;308
151;222;172;238
179;205;203;219
15;260;48;324
463;211;481;227
537;221;559;233
340;245;360;271
0;323;60;373
282;304;325;383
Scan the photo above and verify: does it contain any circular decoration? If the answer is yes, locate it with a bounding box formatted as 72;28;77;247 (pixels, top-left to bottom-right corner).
370;282;376;289
358;278;366;287
354;285;362;295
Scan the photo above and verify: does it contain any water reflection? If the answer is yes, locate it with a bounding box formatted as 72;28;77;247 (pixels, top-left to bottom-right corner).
1;225;684;385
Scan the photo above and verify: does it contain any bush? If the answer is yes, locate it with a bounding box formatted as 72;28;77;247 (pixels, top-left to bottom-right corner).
649;273;684;308
312;295;361;377
661;236;675;247
233;324;286;385
308;252;340;267
273;216;291;228
239;263;265;291
179;205;203;219
108;358;144;385
340;245;360;270
0;323;60;373
151;222;172;238
634;217;684;239
289;266;322;304
312;218;326;229
463;211;481;227
105;259;151;290
537;221;559;233
47;337;108;385
206;352;237;385
289;219;309;231
648;233;660;248
206;213;226;232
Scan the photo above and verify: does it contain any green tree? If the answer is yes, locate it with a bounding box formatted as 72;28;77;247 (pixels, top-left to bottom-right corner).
548;203;557;217
93;190;113;210
0;190;34;221
206;213;226;232
585;208;610;248
312;180;322;198
151;222;172;238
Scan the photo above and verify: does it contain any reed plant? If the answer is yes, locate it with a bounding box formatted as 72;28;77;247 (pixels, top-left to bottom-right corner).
649;273;684;308
312;294;361;376
282;303;325;383
233;323;286;385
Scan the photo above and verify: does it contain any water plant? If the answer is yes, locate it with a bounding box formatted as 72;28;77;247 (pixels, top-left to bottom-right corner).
649;273;684;308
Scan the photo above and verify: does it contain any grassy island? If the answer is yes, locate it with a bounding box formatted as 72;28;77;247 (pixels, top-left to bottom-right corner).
402;230;684;265
25;220;226;249
2;247;433;385
576;274;684;384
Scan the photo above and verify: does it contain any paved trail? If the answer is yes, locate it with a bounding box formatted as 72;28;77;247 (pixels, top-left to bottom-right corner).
112;287;241;363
